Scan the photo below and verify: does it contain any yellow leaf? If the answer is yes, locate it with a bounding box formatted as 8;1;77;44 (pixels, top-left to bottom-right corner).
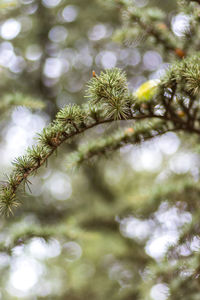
134;79;160;102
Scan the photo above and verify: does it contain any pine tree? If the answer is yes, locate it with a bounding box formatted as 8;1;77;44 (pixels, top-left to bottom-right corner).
1;0;200;299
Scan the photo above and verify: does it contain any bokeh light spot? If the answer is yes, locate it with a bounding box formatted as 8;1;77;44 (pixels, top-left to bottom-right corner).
1;19;21;40
48;26;68;43
62;5;78;22
42;0;61;8
150;283;170;300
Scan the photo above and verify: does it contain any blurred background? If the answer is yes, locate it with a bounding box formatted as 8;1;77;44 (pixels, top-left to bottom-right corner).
0;0;199;299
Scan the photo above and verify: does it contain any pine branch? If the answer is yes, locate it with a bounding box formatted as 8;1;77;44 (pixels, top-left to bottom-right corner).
67;120;175;167
114;0;184;58
0;93;45;113
2;58;200;216
0;114;158;217
0;69;134;216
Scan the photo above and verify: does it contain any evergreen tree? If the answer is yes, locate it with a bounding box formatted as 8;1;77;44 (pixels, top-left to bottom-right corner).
1;0;200;299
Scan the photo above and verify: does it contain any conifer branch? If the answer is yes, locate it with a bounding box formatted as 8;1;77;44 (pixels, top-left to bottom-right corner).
1;58;200;216
0;93;45;114
1;0;200;297
0;115;161;217
67;121;175;167
114;0;184;58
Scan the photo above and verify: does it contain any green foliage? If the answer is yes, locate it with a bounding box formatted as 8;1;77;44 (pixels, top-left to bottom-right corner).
56;104;85;129
2;55;200;215
113;0;178;55
0;185;19;216
68;120;169;167
163;55;200;95
1;0;200;299
86;68;131;119
0;93;45;113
